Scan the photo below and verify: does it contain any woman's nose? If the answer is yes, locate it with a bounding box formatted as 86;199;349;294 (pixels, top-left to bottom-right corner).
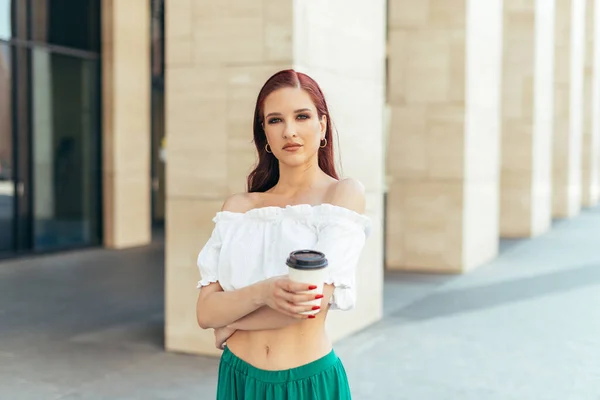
283;120;298;138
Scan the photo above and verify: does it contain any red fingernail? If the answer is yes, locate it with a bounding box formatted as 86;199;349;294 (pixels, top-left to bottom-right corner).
308;285;317;290
308;315;316;319
315;294;324;299
312;306;320;310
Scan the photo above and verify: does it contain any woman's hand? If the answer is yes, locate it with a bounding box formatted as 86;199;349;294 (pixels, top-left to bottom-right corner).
214;326;237;350
262;276;323;318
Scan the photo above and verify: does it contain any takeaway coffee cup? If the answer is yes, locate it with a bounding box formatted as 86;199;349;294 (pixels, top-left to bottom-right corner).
286;250;328;315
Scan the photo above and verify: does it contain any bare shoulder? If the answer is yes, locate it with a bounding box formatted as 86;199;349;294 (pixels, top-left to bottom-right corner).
327;178;366;214
221;193;258;213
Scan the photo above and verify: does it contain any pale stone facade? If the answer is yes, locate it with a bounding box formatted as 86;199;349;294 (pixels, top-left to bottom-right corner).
99;1;600;358
386;0;503;273
500;0;555;238
582;0;600;207
101;0;151;249
553;0;587;218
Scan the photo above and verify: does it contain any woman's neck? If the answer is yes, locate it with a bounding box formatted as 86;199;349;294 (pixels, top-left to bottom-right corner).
271;161;323;196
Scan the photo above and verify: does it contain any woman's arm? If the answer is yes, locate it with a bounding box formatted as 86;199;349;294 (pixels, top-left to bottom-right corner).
197;277;323;329
228;285;334;331
196;280;266;330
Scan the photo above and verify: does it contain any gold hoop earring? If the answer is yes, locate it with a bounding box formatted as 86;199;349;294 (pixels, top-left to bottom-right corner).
320;138;327;148
265;143;272;153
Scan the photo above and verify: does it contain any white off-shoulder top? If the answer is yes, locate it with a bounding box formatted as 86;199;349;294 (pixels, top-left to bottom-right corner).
196;203;372;311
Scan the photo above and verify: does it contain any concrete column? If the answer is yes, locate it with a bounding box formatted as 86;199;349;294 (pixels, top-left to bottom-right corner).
500;0;555;238
553;0;587;218
386;0;502;273
164;0;386;356
582;0;600;207
101;0;151;248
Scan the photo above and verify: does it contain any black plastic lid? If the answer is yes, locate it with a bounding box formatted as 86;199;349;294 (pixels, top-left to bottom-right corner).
286;250;328;270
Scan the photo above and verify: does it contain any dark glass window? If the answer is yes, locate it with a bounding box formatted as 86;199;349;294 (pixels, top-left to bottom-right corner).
30;47;101;250
0;1;101;256
30;0;101;52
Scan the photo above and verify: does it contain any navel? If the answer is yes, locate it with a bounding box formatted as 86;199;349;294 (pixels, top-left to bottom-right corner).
265;345;270;357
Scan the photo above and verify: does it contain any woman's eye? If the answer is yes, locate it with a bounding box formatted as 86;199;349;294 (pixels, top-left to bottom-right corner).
297;114;309;120
268;118;281;124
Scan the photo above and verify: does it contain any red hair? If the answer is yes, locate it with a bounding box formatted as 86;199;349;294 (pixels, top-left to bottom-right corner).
247;69;339;193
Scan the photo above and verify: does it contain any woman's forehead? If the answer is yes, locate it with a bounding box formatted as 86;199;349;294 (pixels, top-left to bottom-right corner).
263;87;316;113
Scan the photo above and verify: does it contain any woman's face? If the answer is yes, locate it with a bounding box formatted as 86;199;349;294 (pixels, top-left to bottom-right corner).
262;87;327;167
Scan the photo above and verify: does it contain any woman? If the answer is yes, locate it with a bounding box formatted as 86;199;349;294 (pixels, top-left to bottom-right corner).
196;69;371;399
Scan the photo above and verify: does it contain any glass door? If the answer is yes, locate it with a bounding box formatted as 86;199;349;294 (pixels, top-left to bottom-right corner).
0;0;30;257
0;0;102;257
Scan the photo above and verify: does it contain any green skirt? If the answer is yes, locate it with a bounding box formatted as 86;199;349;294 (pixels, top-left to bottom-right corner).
217;346;352;399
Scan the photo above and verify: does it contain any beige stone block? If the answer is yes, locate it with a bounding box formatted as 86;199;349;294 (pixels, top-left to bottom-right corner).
165;66;228;139
500;173;533;237
426;116;465;180
429;0;467;28
387;105;428;178
193;15;264;65
102;0;151;249
227;64;290;103
531;178;553;235
405;31;453;104
388;0;430;28
227;101;255;142
167;141;229;200
387;30;408;104
388;181;464;272
502;121;534;172
582;0;600;206
166;198;222;284
500;0;554;239
554;84;570;118
165;198;223;356
192;0;263;19
552;0;586;218
553;183;581;218
448;33;466;102
191;0;224;19
464;111;501;182
385;185;406;268
327;80;384;191
264;0;293;62
165;39;192;66
165;0;192;39
463;181;499;270
110;117;151;173
506;0;535;13
227;139;257;194
166;68;228;199
104;171;151;249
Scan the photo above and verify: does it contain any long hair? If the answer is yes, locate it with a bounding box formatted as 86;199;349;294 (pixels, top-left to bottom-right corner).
246;69;339;193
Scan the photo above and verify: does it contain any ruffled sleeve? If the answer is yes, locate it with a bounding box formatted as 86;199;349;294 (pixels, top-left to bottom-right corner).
196;217;223;289
313;205;372;311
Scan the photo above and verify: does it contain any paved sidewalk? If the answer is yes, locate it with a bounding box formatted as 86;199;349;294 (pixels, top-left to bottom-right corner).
1;207;599;399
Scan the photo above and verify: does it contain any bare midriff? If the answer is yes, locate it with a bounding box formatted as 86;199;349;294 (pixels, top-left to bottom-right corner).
225;318;332;371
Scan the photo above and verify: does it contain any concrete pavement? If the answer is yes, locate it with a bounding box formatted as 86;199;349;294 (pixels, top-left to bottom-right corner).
1;207;599;399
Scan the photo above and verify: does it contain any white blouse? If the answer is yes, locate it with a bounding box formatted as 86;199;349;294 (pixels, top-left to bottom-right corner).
196;203;372;311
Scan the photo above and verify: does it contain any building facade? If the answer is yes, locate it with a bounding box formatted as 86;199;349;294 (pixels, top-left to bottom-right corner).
1;0;599;357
